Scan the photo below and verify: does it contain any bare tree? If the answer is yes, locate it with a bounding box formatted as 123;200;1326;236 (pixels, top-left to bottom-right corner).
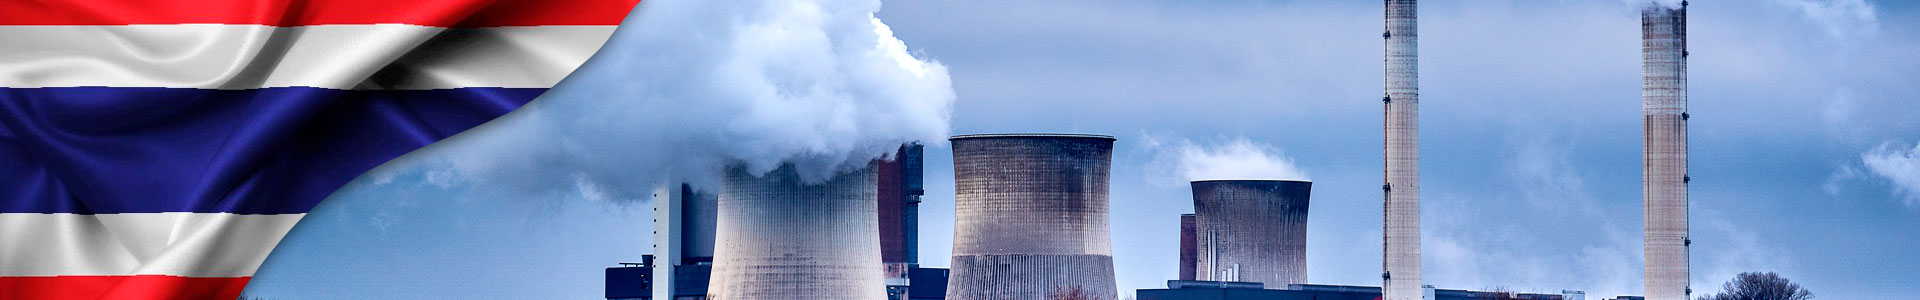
1697;272;1814;300
1477;287;1524;300
1049;286;1099;300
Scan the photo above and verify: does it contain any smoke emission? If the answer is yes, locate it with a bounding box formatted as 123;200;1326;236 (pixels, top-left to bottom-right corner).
1144;135;1309;183
393;0;955;201
1625;0;1685;9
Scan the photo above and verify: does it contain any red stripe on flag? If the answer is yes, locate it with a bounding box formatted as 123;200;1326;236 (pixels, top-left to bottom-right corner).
0;0;640;27
0;275;249;300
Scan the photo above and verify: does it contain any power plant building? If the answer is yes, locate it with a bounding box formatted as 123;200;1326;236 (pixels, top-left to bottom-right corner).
1179;214;1198;281
649;184;718;300
1189;180;1311;288
1137;282;1571;300
1381;1;1424;299
879;144;927;297
1641;3;1691;300
707;162;885;300
947;133;1119;300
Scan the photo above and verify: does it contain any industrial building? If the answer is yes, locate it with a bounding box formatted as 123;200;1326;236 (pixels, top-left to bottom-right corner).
880;144;928;297
646;183;718;300
1381;0;1424;299
1188;180;1312;288
1179;214;1197;281
1641;3;1691;300
614;145;935;300
1137;282;1578;300
947;133;1119;300
606;256;711;300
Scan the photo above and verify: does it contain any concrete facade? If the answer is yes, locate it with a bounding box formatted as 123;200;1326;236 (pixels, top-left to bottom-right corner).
707;163;884;300
1190;180;1311;288
1642;4;1690;300
1382;1;1422;300
1179;214;1197;281
947;133;1118;300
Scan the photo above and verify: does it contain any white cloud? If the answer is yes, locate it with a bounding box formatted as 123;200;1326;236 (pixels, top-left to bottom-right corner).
1773;0;1880;41
1693;210;1794;289
1824;164;1862;196
1145;135;1309;183
1861;141;1920;207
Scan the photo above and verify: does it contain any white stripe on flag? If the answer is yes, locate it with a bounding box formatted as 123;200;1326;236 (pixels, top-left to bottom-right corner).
0;213;304;277
0;24;614;90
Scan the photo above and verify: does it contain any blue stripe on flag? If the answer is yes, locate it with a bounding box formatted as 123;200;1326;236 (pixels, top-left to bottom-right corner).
0;87;539;214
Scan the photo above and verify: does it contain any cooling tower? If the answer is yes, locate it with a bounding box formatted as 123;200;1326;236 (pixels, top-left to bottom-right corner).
1382;1;1422;300
1642;4;1690;300
1191;180;1312;288
1180;214;1198;281
947;133;1118;300
707;163;884;300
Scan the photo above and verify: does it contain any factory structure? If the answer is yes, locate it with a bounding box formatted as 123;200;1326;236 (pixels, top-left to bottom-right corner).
946;134;1119;300
1381;0;1424;300
611;145;944;300
1137;282;1584;300
1186;180;1312;287
608;1;1695;299
706;163;885;300
1642;3;1691;300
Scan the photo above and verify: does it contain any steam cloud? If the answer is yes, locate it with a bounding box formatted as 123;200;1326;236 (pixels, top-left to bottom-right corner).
1624;0;1686;9
1145;136;1309;183
398;0;954;201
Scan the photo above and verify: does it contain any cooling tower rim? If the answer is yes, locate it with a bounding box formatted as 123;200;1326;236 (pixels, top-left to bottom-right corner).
949;133;1115;141
1189;179;1311;184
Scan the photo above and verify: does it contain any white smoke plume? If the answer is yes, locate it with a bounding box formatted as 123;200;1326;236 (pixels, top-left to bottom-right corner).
1623;0;1686;9
1144;135;1309;183
392;0;954;201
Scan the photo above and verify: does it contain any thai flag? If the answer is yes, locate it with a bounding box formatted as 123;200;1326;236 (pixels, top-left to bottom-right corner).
0;0;639;298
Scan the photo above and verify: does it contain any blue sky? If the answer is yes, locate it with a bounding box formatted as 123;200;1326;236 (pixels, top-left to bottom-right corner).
246;0;1920;299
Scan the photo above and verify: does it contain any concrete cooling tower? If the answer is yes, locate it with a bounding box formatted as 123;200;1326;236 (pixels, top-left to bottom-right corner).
947;133;1118;300
707;163;884;300
1190;180;1312;288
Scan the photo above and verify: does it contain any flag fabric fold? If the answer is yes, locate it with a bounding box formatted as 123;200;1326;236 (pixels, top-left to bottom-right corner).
0;1;639;299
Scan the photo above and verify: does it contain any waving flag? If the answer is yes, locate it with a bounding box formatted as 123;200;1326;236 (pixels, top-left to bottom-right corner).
0;0;640;299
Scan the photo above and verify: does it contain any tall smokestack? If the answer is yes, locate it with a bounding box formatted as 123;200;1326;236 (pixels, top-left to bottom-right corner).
1642;3;1690;300
707;163;884;300
1382;0;1422;299
1179;214;1198;281
947;133;1118;300
1191;180;1311;288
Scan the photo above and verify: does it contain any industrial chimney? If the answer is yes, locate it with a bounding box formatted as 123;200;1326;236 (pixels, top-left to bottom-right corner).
1191;180;1312;288
947;133;1118;300
1382;1;1422;300
1642;3;1690;300
707;163;884;300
